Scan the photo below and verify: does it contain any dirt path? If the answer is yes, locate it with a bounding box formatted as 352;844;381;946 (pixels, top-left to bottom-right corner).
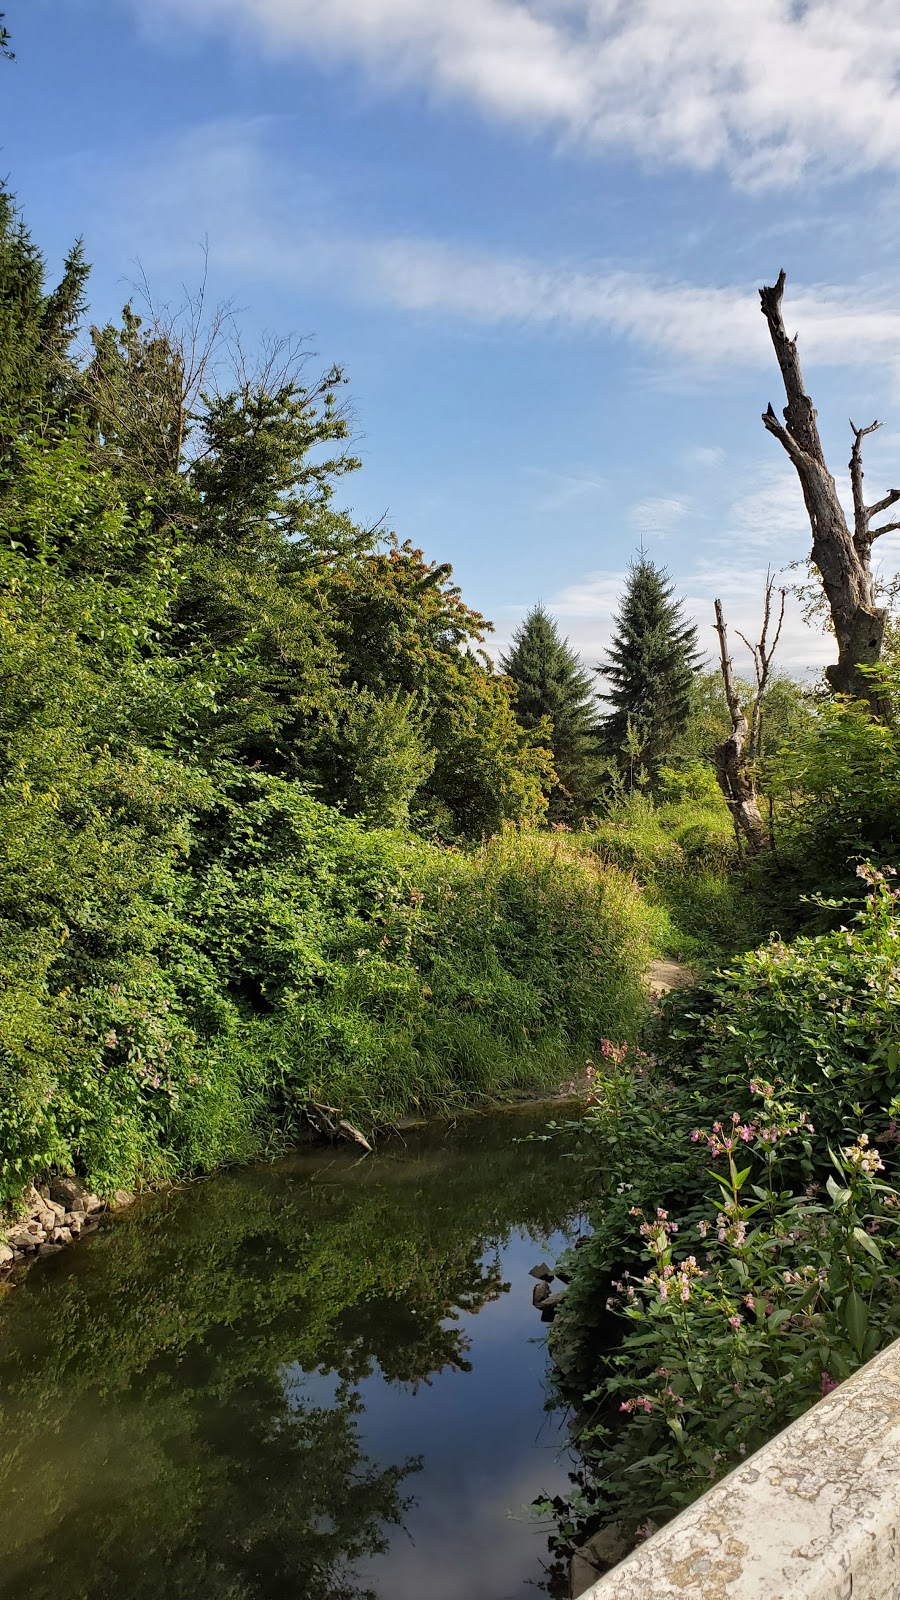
646;958;693;998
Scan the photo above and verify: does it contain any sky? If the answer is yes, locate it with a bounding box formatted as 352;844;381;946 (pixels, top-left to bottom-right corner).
8;0;900;676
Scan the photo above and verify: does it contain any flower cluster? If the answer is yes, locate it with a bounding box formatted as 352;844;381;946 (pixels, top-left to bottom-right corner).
841;1132;884;1175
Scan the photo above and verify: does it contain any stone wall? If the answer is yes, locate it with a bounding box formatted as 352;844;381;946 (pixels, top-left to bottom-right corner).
581;1336;900;1598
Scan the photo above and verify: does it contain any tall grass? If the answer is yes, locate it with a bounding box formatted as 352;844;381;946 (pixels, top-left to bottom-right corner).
582;767;768;962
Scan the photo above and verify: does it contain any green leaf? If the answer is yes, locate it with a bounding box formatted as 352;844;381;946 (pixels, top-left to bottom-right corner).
852;1226;883;1263
843;1289;869;1356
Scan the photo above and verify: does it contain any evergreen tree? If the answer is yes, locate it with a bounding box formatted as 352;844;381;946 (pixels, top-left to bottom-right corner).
0;187;88;445
501;604;602;820
598;557;700;786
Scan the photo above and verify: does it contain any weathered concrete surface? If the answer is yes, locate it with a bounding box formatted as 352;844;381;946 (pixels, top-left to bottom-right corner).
583;1336;900;1598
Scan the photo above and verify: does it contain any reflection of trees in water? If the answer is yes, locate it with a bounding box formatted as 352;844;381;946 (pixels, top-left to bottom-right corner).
0;1111;585;1599
2;1372;417;1600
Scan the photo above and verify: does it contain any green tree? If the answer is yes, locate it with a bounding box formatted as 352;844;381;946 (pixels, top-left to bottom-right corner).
598;556;700;787
0;188;88;451
501;604;603;821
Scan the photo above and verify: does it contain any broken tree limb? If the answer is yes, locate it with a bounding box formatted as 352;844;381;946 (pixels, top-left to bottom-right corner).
713;598;769;856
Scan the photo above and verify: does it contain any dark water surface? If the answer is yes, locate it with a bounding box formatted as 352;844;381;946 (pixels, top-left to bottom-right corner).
0;1107;588;1600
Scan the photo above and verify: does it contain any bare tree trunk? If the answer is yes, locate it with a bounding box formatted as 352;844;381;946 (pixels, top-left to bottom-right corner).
760;272;897;712
712;599;769;855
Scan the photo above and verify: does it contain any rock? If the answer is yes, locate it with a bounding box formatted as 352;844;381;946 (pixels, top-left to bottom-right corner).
49;1175;89;1211
543;1290;568;1310
34;1204;57;1233
113;1190;135;1209
51;1227;72;1246
570;1524;632;1596
46;1200;67;1224
66;1213;83;1237
6;1222;45;1249
38;1242;63;1257
0;1243;14;1269
83;1193;104;1215
533;1280;552;1307
81;1216;100;1233
529;1262;554;1281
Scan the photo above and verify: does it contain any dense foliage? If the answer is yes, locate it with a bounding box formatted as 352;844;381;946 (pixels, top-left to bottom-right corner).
544;696;900;1565
0;188;653;1204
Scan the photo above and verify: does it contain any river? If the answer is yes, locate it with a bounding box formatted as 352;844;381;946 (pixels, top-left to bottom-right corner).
0;1105;589;1600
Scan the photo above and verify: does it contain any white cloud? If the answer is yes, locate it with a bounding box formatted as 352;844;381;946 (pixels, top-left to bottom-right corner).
143;0;900;188
628;496;690;537
104;122;900;376
688;446;725;468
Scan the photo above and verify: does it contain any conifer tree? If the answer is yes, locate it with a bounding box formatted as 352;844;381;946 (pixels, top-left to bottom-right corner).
598;557;700;787
0;187;88;445
501;604;602;819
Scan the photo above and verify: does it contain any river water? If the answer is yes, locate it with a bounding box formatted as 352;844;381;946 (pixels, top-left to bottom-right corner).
0;1106;589;1600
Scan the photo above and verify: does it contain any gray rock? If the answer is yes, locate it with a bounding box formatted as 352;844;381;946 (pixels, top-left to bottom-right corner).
0;1243;14;1269
66;1213;83;1236
543;1290;567;1310
570;1524;631;1596
113;1189;135;1209
532;1280;552;1307
38;1242;63;1257
529;1262;554;1281
49;1175;89;1210
51;1227;72;1246
46;1200;67;1224
6;1222;45;1249
83;1194;104;1215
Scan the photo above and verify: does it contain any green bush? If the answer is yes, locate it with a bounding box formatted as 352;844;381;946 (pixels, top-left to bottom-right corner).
0;765;654;1201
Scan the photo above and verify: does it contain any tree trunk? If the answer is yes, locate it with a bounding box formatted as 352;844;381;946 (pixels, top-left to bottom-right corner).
759;272;894;711
713;599;769;855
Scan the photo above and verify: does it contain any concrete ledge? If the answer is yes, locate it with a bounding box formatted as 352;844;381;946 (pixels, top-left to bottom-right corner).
583;1336;900;1598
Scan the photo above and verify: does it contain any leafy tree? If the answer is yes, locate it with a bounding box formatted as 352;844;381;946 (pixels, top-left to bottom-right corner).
501;604;603;821
598;557;700;787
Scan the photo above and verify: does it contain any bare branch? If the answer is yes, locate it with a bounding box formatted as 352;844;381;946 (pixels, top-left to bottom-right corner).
712;597;769;854
759;271;825;460
870;520;900;540
714;599;745;731
850;419;882;552
867;488;900;518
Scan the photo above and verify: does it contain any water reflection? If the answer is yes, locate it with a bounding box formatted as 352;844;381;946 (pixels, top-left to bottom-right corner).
0;1107;586;1599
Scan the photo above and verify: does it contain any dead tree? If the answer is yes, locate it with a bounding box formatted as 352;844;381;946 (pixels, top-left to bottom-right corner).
712;574;785;855
760;271;896;712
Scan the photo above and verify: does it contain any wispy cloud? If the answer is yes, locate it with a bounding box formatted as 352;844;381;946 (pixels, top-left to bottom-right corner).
101;122;900;377
524;465;607;511
628;496;691;537
144;0;900;189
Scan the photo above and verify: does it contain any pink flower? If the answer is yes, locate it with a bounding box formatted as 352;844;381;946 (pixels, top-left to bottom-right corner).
728;1314;741;1331
821;1372;839;1396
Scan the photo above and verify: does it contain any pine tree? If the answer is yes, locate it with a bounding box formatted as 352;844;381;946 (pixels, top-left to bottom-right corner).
598;557;700;786
501;604;602;820
0;187;89;439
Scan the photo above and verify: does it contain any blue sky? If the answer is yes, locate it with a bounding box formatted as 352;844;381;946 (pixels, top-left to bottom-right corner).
9;0;900;674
